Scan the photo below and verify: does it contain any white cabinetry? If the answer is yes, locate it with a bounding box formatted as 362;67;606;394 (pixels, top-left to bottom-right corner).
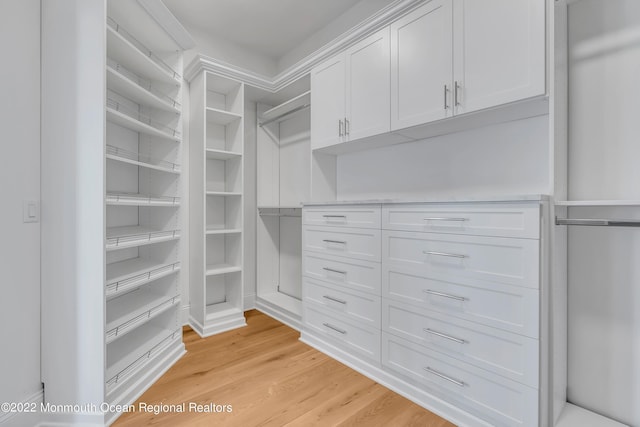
391;0;545;132
311;28;391;150
189;71;246;337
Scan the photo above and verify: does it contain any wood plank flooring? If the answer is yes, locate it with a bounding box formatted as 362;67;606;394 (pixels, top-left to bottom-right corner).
113;310;457;427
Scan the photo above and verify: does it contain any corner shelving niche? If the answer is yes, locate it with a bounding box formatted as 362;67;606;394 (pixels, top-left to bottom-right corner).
255;88;311;330
189;70;246;337
103;1;191;422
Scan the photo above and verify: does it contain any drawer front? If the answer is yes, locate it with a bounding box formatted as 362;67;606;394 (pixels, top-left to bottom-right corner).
382;265;539;338
304;226;381;262
304;304;381;364
383;203;540;238
303;252;381;295
303;205;381;229
382;333;538;427
383;231;539;289
304;278;380;329
383;300;538;387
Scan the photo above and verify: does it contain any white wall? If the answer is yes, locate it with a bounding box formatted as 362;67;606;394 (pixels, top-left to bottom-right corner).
566;1;640;424
244;102;258;308
0;1;42;422
336;116;550;200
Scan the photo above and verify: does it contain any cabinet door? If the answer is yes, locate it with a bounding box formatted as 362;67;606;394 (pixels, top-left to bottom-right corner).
453;0;545;115
391;0;453;131
311;55;345;150
345;27;390;141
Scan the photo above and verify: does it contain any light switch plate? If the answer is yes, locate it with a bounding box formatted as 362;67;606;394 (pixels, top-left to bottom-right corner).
23;200;39;223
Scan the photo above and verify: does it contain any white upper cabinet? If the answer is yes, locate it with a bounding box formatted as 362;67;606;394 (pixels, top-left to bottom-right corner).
391;0;546;132
311;28;391;150
391;0;453;130
452;0;546;115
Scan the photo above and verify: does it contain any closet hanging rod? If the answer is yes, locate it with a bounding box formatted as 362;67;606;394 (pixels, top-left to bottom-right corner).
259;104;310;127
555;217;640;227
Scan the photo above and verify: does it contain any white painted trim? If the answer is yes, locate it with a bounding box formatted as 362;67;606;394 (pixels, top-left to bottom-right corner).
184;0;424;90
0;390;42;426
181;304;190;326
254;301;301;331
244;294;256;311
137;0;195;50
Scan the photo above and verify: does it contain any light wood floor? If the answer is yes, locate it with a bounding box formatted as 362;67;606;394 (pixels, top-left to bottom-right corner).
113;310;456;427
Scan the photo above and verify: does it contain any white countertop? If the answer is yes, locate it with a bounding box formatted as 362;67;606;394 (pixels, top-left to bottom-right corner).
302;194;549;206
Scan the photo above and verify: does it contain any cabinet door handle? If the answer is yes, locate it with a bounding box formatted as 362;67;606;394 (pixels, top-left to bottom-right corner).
338;119;344;137
423;251;467;259
323;267;347;275
444;84;449;110
323;295;347;304
322;215;346;219
323;322;347;334
345;117;350;136
423;289;466;302
423;367;465;387
423;217;469;222
423;328;467;344
323;239;346;245
454;81;461;106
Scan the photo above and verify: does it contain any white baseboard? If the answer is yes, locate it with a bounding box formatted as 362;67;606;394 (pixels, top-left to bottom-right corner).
181;303;190;326
0;390;43;427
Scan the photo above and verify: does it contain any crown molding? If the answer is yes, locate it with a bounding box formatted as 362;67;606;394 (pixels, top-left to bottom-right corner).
184;0;423;92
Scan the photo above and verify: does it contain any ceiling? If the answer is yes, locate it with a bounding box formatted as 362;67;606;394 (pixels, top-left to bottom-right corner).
163;0;370;61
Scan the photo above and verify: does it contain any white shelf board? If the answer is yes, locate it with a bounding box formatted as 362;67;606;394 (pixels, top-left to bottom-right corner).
205;301;242;321
206;191;242;197
106;66;180;113
556;200;640;207
556;403;628;427
206;228;242;235
107;107;181;142
106;258;180;298
205;263;242;276
106;192;180;207
206;149;242;160
206;107;242;126
106;325;178;382
107;153;180;174
107;289;179;343
107;26;178;86
261;90;310;123
258;292;302;317
106;226;180;251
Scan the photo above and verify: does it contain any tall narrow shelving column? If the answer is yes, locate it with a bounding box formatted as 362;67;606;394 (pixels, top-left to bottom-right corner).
189;71;246;336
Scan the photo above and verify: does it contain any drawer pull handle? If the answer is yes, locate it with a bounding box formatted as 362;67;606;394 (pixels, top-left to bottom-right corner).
423;217;468;222
323;323;347;334
323;215;347;219
323;267;347;275
323;239;347;245
323;295;347;304
423;289;466;302
423;328;467;344
424;367;465;387
423;251;467;259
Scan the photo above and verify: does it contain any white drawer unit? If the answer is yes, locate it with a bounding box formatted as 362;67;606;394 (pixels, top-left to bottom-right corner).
383;230;539;289
303;205;381;229
383;333;538;427
382;203;540;239
383;299;538;387
303;225;381;262
305;303;381;364
304;278;381;329
303;252;381;295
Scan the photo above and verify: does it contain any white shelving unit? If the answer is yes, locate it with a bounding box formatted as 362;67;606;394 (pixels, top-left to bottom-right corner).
103;1;191;423
255;89;311;330
189;70;246;337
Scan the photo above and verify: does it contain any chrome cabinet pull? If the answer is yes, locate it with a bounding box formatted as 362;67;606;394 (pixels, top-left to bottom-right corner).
323;323;346;334
423;289;466;302
345;117;350;135
323;295;347;305
338;119;344;137
423;217;468;222
444;84;449;110
423;251;467;259
323;239;346;245
424;367;465;387
454;81;461;106
423;328;466;344
322;215;347;219
323;267;347;275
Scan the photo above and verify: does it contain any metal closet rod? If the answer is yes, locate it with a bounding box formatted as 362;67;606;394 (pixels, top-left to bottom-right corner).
555;217;640;227
258;104;310;127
